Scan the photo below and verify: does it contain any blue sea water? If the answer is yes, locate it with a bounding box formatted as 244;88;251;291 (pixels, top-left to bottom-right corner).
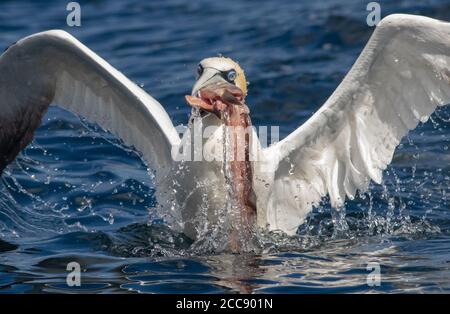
1;0;450;293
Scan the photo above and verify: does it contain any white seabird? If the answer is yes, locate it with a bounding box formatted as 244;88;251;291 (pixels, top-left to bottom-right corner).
1;14;450;248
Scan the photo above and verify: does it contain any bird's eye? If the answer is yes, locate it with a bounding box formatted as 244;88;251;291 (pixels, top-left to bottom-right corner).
197;64;204;77
227;70;237;82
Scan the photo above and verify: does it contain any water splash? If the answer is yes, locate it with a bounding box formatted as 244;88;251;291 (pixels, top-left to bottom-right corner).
1;104;449;257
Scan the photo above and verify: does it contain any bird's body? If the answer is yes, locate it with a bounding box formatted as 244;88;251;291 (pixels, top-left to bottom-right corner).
1;14;450;251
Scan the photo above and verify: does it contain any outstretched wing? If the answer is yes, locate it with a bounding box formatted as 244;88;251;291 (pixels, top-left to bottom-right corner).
0;30;180;174
256;14;450;235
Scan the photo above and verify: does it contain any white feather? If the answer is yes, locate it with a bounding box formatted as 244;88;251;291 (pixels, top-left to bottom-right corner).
0;30;180;176
254;14;450;235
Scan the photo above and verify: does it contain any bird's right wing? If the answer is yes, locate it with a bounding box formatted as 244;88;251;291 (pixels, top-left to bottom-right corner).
0;30;180;174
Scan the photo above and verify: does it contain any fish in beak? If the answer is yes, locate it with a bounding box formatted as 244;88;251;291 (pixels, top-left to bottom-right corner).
185;68;245;118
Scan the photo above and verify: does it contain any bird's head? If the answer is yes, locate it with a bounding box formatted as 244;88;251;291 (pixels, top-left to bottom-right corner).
186;57;248;117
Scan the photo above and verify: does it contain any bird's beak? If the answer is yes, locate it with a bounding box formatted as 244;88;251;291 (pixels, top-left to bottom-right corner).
186;68;244;117
191;68;226;97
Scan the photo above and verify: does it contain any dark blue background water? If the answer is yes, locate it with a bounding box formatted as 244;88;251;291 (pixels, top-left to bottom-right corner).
1;0;450;293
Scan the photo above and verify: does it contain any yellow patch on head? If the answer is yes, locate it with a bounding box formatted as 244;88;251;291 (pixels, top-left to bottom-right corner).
221;57;247;97
201;56;248;97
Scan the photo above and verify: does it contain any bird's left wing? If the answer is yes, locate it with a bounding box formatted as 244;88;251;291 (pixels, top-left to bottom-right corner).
0;30;180;175
255;14;450;235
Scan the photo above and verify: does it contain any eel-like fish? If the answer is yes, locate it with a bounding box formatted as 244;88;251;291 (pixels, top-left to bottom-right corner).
185;82;256;251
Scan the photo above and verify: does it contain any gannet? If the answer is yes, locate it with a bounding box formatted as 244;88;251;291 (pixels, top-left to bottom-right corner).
1;14;450;250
